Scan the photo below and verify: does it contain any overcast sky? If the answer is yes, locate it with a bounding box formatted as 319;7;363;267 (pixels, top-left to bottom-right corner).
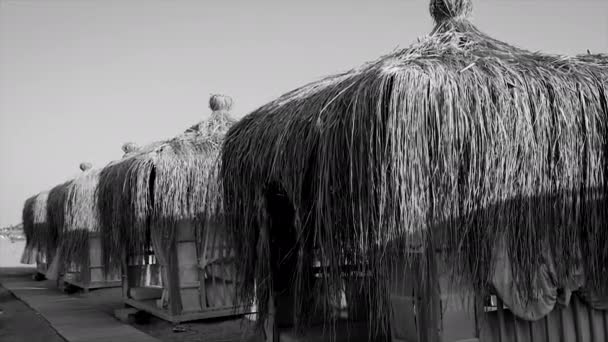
0;0;607;227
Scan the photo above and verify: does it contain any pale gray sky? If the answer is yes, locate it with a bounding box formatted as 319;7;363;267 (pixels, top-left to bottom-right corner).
0;0;607;227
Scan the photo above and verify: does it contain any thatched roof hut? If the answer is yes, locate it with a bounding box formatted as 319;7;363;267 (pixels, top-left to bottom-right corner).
43;179;73;278
21;195;37;264
47;180;72;247
97;94;236;272
219;0;608;334
22;191;52;263
62;163;101;269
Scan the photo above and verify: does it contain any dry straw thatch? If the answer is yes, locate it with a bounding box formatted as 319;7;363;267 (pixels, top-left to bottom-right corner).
61;165;102;270
24;191;52;261
47;180;72;263
121;142;140;157
97;94;236;273
21;195;37;264
219;0;608;334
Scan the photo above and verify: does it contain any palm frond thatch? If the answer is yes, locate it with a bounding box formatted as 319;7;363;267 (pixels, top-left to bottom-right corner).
219;0;608;334
21;195;37;264
122;142;140;157
28;191;51;261
97;100;236;273
47;180;72;263
62;168;102;269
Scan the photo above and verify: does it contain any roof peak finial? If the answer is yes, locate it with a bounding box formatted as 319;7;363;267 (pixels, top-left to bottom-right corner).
79;162;92;171
122;142;139;154
209;94;233;112
430;0;473;24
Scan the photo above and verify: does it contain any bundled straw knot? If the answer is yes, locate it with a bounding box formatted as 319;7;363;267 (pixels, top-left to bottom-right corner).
209;94;233;112
429;0;473;23
79;162;92;171
121;142;139;154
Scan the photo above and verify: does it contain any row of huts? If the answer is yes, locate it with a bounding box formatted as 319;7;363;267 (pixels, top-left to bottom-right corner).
19;0;608;341
21;94;241;323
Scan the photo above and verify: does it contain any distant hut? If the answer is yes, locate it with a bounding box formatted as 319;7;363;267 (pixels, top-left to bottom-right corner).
98;95;246;322
45;179;72;281
21;191;52;279
219;0;608;341
20;195;37;265
61;162;121;291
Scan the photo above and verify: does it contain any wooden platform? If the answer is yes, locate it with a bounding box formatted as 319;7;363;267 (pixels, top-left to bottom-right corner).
1;275;161;342
125;297;248;324
64;278;122;291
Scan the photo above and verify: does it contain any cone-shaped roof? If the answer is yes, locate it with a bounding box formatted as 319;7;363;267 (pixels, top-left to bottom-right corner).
220;0;608;334
97;95;236;272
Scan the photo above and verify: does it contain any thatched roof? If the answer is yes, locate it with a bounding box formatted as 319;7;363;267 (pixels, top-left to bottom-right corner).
65;167;101;234
121;142;140;158
21;195;37;263
22;196;36;248
97;94;236;271
61;166;102;267
220;0;608;333
24;191;52;260
47;180;72;261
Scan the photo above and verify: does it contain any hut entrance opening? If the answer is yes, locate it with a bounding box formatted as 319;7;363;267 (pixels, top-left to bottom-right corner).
263;183;372;342
265;184;300;330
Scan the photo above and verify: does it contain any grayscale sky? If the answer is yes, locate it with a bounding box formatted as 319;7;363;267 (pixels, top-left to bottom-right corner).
0;0;607;227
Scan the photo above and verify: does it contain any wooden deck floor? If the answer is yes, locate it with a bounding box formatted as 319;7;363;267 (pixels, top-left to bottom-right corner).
1;272;161;342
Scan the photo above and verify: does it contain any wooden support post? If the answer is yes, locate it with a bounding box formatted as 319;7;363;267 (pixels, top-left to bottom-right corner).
83;241;92;291
496;297;506;342
265;293;279;342
122;247;129;300
168;241;182;317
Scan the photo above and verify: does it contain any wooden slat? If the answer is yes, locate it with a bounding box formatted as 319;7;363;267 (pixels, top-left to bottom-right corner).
512;307;520;342
588;302;596;342
543;313;550;342
604;311;608;337
559;305;566;342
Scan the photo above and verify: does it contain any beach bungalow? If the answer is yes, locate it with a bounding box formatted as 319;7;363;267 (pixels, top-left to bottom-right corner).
22;191;52;280
218;0;608;341
61;162;121;291
44;179;73;282
97;94;248;323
